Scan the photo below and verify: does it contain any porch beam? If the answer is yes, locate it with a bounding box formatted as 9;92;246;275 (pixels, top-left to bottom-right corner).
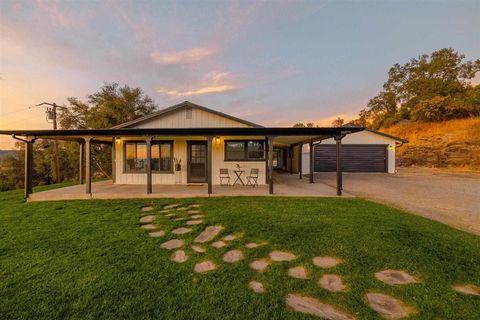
334;135;345;196
206;136;213;195
85;136;93;194
289;145;293;174
309;140;314;183
145;136;153;194
24;138;35;199
268;136;275;194
79;142;85;184
265;137;269;184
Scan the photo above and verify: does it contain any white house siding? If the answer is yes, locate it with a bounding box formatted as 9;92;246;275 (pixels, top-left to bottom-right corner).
114;136;266;185
132;108;250;128
301;131;398;174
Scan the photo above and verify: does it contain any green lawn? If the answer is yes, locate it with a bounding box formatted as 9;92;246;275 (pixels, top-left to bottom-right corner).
0;187;479;319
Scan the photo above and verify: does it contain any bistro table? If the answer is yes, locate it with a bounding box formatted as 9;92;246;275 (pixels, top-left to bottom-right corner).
233;169;246;186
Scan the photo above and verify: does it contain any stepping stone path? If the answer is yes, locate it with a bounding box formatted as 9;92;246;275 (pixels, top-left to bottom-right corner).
270;251;296;262
318;274;347;292
148;230;165;237
163;204;181;210
246;242;263;249
223;250;243;263
190;214;204;219
365;293;414;319
160;239;184;250
249;259;270;272
194;225;223;243
249;281;265;293
375;270;418;285
186;219;203;225
192;245;206;253
171;227;192;235
141;206;154;212
188;210;201;214
312;256;342;268
286;294;356;320
194;260;216;273
159;209;170;213
171;250;188;263
212;240;226;248
188;204;201;208
452;284;480;296
141;224;157;230
174;217;186;221
176;207;188;211
139;215;156;223
165;213;176;217
288;266;309;279
223;234;236;241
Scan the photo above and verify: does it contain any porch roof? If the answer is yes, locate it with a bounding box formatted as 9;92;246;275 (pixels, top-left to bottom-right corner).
0;126;363;145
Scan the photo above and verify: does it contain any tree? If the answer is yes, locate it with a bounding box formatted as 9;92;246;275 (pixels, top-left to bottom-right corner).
359;48;480;128
331;117;345;127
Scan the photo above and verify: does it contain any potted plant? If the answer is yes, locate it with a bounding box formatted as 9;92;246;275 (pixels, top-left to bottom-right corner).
174;158;182;171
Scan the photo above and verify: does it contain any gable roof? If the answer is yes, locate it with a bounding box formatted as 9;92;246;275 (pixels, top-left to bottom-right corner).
112;101;263;128
342;123;407;143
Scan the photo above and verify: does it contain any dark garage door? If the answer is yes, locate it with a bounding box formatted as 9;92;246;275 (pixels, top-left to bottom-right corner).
314;144;387;172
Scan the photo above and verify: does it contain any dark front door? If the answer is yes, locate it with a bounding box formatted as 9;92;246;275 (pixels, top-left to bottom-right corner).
187;141;207;183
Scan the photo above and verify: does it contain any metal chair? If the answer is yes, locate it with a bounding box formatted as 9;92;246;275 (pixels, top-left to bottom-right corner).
246;168;259;187
219;168;230;186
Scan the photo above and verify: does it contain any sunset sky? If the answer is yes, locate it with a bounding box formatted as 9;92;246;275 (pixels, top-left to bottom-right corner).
1;0;479;148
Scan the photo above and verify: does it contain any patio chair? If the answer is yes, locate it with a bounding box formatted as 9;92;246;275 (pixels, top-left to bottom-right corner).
219;168;230;186
246;168;259;187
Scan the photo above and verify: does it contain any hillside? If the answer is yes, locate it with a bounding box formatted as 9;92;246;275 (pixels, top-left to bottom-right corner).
381;117;480;170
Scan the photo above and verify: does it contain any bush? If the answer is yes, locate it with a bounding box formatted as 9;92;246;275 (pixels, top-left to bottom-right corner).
411;96;476;122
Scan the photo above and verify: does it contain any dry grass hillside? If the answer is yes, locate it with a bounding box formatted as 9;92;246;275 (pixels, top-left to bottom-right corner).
381;117;480;170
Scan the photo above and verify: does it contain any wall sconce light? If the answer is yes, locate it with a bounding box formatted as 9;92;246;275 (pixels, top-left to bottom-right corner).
388;145;395;150
115;138;121;145
214;137;221;145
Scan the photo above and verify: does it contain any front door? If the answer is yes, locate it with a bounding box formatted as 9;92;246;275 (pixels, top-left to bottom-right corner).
187;141;207;183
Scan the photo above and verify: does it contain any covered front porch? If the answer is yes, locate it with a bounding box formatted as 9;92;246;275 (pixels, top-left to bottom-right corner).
27;172;352;201
0;126;364;200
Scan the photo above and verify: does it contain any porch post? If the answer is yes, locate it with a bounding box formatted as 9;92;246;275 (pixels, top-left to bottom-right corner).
206;136;213;195
24;138;35;199
335;135;343;196
85;137;93;194
145;136;153;194
79;141;85;184
298;144;302;179
111;137;116;184
268;136;274;194
289;145;293;174
265;137;269;184
309;140;314;184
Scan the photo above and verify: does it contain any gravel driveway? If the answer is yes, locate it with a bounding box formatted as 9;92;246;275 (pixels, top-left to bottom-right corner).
316;168;480;235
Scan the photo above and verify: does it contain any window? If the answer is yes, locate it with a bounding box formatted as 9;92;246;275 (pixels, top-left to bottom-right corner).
125;141;173;173
225;140;265;161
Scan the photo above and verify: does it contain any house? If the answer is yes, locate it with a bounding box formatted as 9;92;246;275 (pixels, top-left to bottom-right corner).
0;101;382;199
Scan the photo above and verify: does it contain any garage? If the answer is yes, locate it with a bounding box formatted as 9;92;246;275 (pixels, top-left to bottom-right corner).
314;144;387;172
301;129;405;174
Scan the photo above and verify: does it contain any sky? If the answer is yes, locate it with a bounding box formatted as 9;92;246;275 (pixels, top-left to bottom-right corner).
0;0;479;149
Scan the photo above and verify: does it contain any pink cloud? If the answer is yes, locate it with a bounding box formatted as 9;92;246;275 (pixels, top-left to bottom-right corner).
35;0;73;28
151;47;217;65
158;70;238;96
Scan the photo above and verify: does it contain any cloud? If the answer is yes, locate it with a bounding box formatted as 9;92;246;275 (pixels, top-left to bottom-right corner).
35;0;73;28
158;70;237;96
151;47;217;65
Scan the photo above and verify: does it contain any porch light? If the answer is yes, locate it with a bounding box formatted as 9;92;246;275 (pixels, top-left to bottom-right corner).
115;138;121;144
388;145;395;150
214;137;221;145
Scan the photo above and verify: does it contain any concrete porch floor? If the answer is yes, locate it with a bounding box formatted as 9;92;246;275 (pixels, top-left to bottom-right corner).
28;172;352;201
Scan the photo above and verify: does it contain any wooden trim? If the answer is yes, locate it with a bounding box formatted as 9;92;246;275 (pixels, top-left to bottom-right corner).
123;140;174;174
298;144;302;179
146;136;153;194
85;137;92;194
24;140;34;198
79;142;85;184
207;136;213;194
309;140;314;183
111;138;116;183
224;139;266;161
268;136;274;194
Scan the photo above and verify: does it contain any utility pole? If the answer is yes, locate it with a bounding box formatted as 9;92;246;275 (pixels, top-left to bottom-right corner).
32;102;66;183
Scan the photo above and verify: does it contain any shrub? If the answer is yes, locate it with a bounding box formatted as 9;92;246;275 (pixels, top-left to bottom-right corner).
411;96;475;122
